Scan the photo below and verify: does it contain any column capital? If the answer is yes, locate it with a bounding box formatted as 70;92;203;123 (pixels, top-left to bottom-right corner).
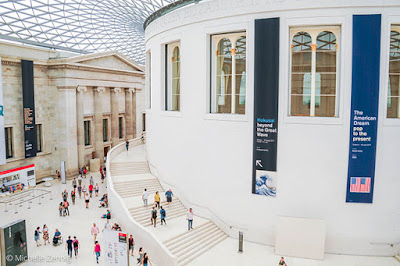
95;86;106;94
113;87;122;94
127;88;136;94
76;86;87;93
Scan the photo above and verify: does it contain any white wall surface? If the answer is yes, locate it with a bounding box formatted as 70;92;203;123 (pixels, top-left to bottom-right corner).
145;0;400;256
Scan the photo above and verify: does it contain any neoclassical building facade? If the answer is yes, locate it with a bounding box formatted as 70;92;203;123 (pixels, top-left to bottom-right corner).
0;41;145;180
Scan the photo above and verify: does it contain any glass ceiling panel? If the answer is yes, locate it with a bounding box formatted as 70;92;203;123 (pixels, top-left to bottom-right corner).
0;0;177;64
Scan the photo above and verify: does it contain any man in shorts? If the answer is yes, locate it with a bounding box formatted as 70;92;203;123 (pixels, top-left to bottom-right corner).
165;189;174;205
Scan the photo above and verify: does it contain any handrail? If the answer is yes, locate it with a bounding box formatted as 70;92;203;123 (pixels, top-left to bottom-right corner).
106;137;178;266
146;152;249;235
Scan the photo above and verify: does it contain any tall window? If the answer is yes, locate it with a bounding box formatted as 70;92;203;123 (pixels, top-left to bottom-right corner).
103;118;108;142
118;117;123;139
388;28;400;118
146;50;152;109
165;42;180;111
290;28;339;117
211;32;246;114
36;124;42;153
5;127;13;159
84;121;91;146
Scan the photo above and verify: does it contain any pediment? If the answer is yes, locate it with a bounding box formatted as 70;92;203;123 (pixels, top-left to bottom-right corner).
76;54;143;72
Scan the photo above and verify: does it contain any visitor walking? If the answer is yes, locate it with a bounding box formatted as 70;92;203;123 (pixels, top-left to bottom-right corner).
94;241;101;264
279;257;287;266
85;193;90;208
90;176;94;186
72;178;77;189
95;183;99;197
154;191;160;209
142;253;151;266
78;174;83;186
101;172;105;184
186;208;194;231
57;170;61;181
34;227;41;247
151;207;157;228
137;247;144;264
102;220;111;232
125;139;129;151
66;236;73;258
63;200;70;216
160;207;166;225
82;185;87;196
83;165;87;178
71;190;76;205
59;202;64;216
142;189;149;207
128;235;135;256
89;183;93;198
42;224;50;245
165;189;174;204
91;223;100;241
78;185;82;198
73;236;79;258
62;190;68;201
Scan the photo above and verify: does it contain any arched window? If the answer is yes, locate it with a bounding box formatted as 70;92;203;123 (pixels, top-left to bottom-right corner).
236;36;246;114
165;42;180;111
290;29;338;117
211;33;246;114
316;31;336;117
290;32;312;116
388;30;400;118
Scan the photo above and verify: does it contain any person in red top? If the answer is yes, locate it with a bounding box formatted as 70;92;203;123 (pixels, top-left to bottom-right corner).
89;184;93;198
100;167;103;175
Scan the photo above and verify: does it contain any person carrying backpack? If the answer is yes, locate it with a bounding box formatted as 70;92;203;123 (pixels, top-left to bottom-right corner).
160;207;166;225
151;207;157;227
73;236;79;258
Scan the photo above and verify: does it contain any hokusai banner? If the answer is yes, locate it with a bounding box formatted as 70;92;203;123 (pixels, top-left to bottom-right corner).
0;57;5;165
252;18;279;197
346;14;381;203
21;60;37;158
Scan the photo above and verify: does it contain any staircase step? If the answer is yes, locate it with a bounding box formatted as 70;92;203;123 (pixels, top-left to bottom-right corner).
395;254;400;262
178;234;228;266
174;229;225;257
166;223;216;249
169;226;220;253
129;200;181;211
142;210;187;227
131;204;185;219
164;221;212;246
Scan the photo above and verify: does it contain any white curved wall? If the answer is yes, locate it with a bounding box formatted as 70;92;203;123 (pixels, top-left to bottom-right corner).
145;0;400;256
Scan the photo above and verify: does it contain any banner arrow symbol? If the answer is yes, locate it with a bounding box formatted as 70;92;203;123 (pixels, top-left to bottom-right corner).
256;160;263;168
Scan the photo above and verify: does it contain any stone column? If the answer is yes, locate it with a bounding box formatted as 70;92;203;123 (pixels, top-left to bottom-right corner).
94;87;105;164
111;87;121;146
76;86;87;169
132;88;137;138
57;86;78;178
125;88;134;140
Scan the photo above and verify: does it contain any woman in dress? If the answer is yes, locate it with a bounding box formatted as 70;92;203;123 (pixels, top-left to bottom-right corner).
42;224;50;245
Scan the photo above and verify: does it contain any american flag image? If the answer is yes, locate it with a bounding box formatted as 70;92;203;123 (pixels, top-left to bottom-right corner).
350;177;371;193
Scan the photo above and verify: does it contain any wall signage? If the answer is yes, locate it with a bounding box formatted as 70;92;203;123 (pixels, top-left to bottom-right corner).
252;18;280;197
346;14;381;203
21;60;37;158
103;230;128;266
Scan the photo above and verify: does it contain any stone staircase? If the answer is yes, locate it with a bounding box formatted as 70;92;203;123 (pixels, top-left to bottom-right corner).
110;148;228;265
113;178;164;198
164;221;228;266
129;199;187;227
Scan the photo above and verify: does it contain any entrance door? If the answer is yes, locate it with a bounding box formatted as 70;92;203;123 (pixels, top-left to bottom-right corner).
104;146;110;161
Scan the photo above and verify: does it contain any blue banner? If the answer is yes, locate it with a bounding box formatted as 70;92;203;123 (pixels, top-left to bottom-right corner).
346;15;381;203
252;18;279;197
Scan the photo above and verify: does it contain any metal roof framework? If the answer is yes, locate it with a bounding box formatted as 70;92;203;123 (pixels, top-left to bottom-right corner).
0;0;177;63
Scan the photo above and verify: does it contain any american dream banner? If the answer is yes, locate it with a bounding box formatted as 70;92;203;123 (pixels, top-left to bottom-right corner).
252;18;279;197
0;57;5;165
346;15;381;204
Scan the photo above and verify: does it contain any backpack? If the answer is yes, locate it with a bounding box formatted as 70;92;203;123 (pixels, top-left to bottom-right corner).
73;240;78;248
152;210;157;218
161;209;166;217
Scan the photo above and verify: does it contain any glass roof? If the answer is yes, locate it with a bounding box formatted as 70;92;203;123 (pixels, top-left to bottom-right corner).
0;0;177;64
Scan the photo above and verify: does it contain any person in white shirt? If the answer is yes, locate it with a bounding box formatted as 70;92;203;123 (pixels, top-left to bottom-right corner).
103;220;111;232
78;175;83;186
84;193;90;208
186;208;194;231
142;189;149;207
